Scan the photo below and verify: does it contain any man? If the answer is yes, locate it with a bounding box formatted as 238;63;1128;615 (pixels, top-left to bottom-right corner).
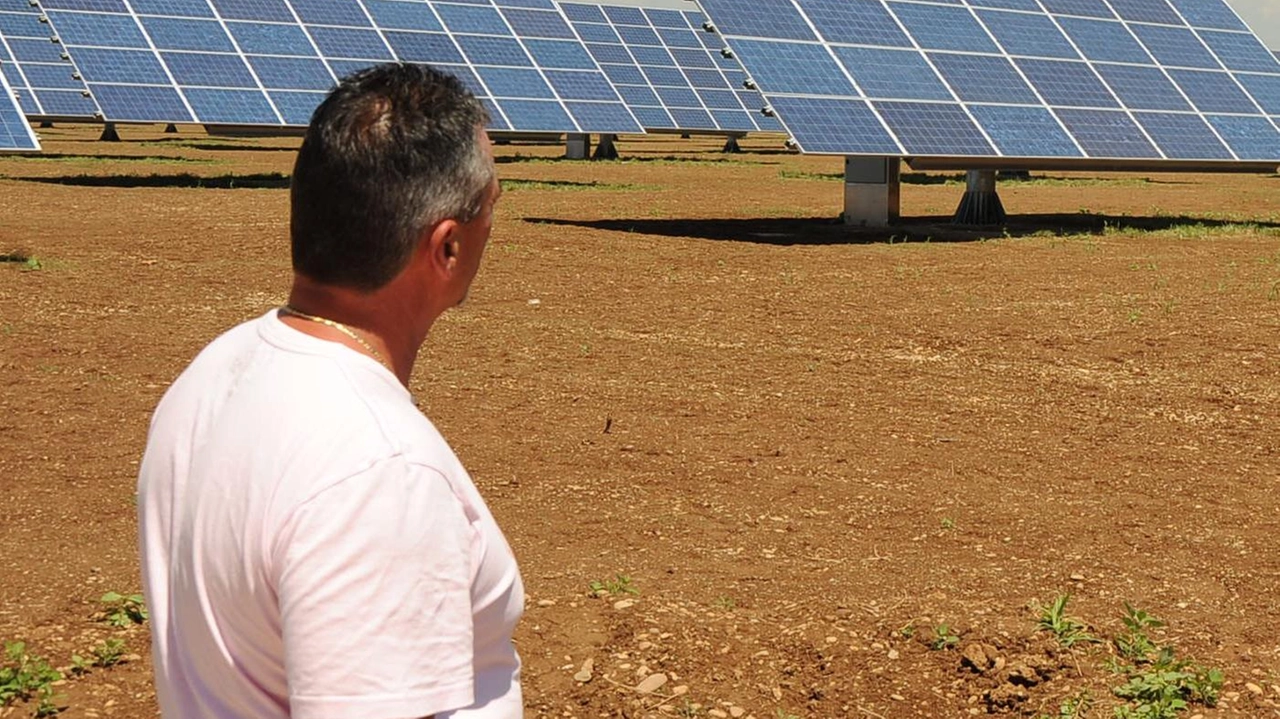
137;63;521;719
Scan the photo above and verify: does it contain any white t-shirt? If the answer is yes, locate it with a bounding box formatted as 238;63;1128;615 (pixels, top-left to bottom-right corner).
138;310;523;719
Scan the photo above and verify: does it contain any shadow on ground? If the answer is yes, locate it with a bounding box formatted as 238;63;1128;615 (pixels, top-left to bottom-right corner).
524;212;1280;246
494;153;772;165
9;172;291;189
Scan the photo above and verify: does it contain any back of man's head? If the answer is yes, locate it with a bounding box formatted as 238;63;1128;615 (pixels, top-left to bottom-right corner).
291;63;491;291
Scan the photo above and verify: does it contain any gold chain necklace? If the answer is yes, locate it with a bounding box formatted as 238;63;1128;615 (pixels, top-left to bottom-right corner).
280;305;392;372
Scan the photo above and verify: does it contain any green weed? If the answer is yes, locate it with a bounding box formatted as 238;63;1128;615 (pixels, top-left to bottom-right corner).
89;638;126;668
99;591;147;627
1106;604;1222;718
1115;603;1163;663
1035;594;1099;648
0;641;63;717
930;624;960;650
588;574;639;598
1034;691;1092;719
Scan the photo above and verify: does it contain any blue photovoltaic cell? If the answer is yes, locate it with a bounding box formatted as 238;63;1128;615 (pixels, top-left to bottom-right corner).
0;69;39;150
1054;108;1160;157
1207;114;1280;159
728;40;852;96
793;0;910;48
1039;0;1115;17
886;2;999;53
1133;111;1232;159
1107;0;1183;25
1166;0;1247;30
767;96;899;154
930;54;1038;104
1017;59;1119;108
560;2;789;132
1093;63;1191;110
976;10;1078;59
1129;25;1218;69
875;101;994;155
832;47;951;101
696;0;815;41
967;105;1081;157
1056;18;1154;64
34;0;640;132
0;0;97;118
1235;73;1280;114
1169;69;1259;112
1198;31;1280;73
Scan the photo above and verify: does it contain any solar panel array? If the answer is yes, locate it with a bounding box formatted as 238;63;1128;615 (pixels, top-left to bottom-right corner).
0;0;98;118
0;65;40;149
696;0;1280;161
559;1;780;132
32;0;642;133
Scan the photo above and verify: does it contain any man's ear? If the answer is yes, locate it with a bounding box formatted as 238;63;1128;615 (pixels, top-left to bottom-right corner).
420;219;461;275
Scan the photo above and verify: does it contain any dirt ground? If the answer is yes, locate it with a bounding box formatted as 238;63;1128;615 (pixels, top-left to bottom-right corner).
1;125;1278;719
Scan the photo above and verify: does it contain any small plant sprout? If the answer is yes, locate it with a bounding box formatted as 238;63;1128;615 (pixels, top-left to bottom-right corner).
1035;594;1099;648
1115;602;1164;663
931;624;960;650
711;595;736;611
940;517;956;530
0;641;63;717
588;574;639;598
90;638;127;668
1033;691;1092;719
100;591;148;627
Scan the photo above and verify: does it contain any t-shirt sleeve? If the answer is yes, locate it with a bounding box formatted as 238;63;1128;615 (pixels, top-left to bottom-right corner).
273;456;477;719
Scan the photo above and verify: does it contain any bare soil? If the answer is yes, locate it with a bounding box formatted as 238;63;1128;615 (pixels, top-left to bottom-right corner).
1;125;1279;719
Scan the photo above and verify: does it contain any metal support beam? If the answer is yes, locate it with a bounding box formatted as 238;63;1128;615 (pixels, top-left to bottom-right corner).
952;169;1006;226
99;122;120;142
721;135;742;153
565;132;590;159
842;156;900;227
164;123;178;133
592;133;618;160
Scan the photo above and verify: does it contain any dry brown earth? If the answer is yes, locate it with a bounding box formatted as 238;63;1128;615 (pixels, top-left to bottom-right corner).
1;125;1278;718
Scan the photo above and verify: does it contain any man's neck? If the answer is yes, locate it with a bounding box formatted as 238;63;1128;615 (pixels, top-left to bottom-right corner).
284;278;434;387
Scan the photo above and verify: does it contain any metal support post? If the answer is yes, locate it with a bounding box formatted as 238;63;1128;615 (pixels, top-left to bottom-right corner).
565;133;591;159
98;122;120;142
721;135;742;153
952;169;1007;225
592;133;618;160
842;156;900;227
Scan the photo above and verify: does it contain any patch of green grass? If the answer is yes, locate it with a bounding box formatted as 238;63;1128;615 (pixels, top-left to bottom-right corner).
0;641;62;717
778;169;841;182
588;574;639;598
1035;594;1099;648
99;591;147;628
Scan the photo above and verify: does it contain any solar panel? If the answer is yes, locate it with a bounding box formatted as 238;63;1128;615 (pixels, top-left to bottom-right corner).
695;0;1280;161
0;0;98;118
556;1;780;132
32;0;643;133
0;67;39;150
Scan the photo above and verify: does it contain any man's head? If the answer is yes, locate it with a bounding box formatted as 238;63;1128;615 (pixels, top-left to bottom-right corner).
290;63;495;293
